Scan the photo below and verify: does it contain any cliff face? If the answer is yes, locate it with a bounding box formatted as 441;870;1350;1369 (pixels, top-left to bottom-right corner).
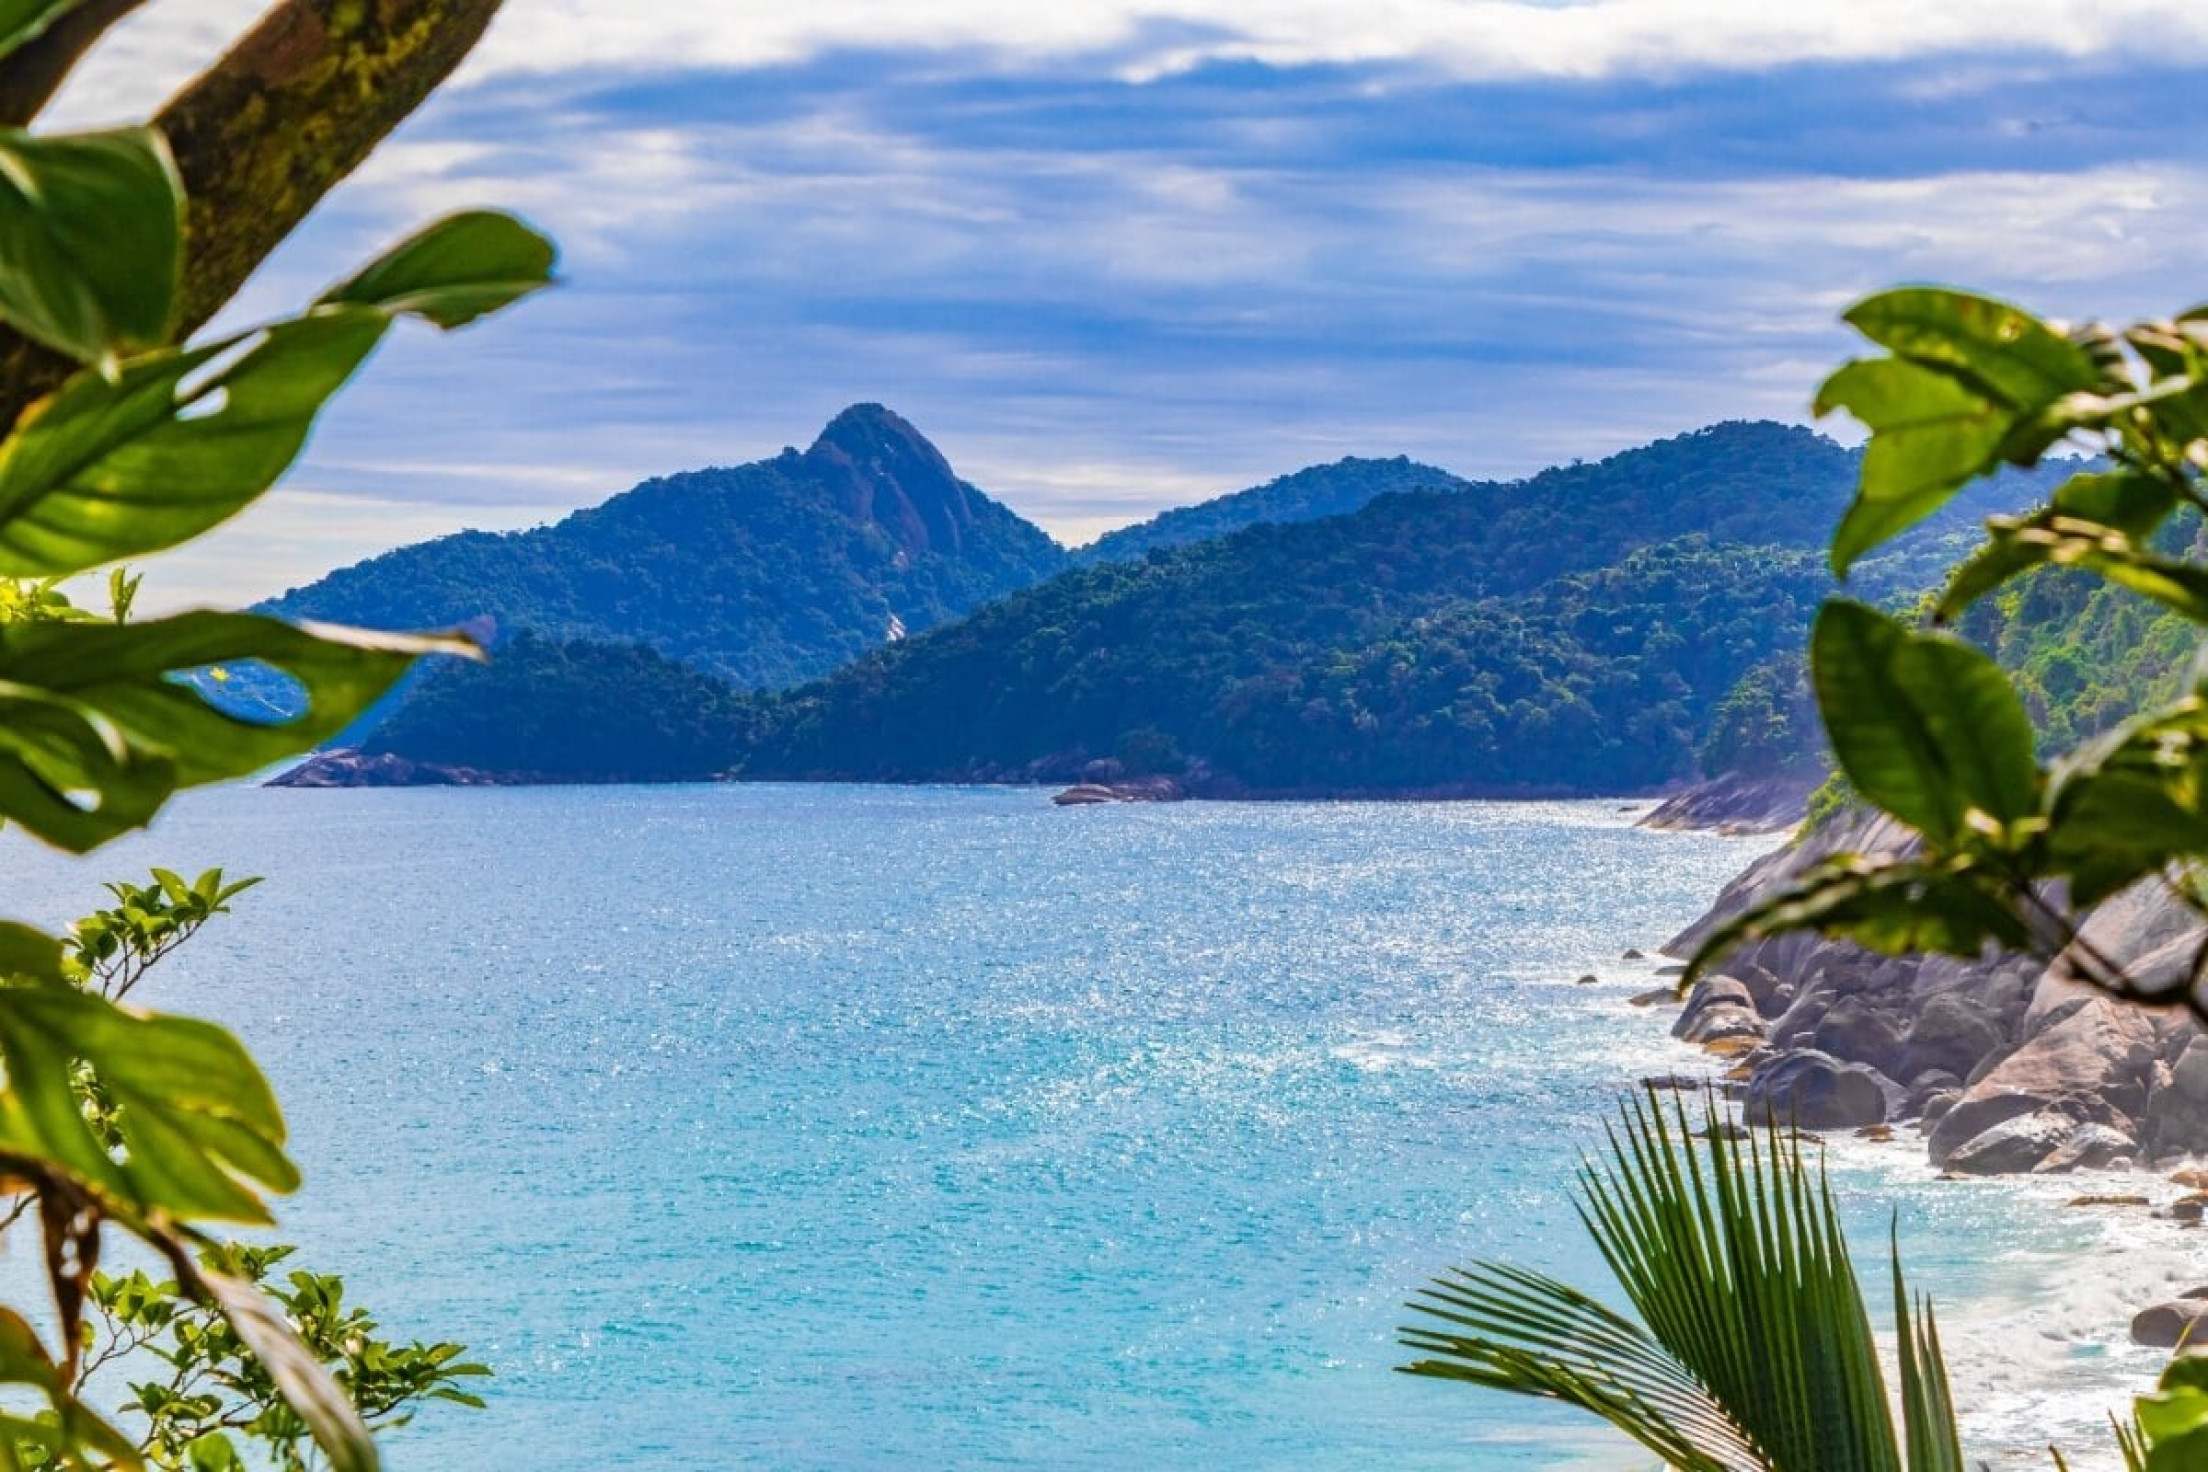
1667;810;2208;1173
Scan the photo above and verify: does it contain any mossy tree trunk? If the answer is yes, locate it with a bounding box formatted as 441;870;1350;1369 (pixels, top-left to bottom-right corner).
0;0;505;427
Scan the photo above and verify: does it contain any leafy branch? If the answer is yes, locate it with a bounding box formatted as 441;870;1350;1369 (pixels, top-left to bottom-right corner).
1687;288;2208;1029
0;3;554;1468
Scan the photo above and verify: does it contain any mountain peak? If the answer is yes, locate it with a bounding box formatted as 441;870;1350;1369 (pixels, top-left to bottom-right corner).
810;401;931;454
804;403;976;556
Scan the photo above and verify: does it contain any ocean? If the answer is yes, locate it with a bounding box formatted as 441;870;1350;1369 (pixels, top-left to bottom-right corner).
0;784;2185;1468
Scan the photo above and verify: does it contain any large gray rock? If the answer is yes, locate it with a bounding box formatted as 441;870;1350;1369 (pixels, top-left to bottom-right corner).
2033;1122;2133;1174
1673;977;1765;1047
1929;996;2158;1166
1672;976;1750;1036
1900;993;2005;1082
1636;772;1817;836
1664;815;2208;1175
2175;1037;2208;1103
2145;1036;2208;1161
1731;960;1789;1018
1743;1051;1888;1130
2132;1300;2208;1349
1946;1110;2076;1175
1905;1070;1961;1122
1812;995;1907;1073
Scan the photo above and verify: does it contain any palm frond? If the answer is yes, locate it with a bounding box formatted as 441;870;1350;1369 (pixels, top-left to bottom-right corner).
1891;1222;1965;1472
1398;1089;1932;1471
2101;1414;2149;1472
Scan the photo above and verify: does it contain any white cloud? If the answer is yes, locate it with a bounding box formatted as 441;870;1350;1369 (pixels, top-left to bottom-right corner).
31;0;2208;595
470;1;2208;84
117;488;564;614
42;0;2208;129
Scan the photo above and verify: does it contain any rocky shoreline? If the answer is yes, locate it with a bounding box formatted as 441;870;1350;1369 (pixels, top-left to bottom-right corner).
1661;807;2208;1176
1646;804;2208;1346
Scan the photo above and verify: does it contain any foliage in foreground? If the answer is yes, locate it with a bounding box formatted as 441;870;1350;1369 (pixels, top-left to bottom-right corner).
1400;1092;2201;1468
0;3;553;1466
1408;286;2208;1468
53;867;488;1469
1684;288;2208;1025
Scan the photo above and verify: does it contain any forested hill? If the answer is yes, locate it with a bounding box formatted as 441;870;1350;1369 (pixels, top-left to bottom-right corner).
727;421;1960;792
1075;455;1474;564
256;404;1069;690
345;419;2082;793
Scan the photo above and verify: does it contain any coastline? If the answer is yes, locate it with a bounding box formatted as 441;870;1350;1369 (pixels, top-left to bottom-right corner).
1617;810;2204;1467
270;747;1796;810
1592;939;2173;1469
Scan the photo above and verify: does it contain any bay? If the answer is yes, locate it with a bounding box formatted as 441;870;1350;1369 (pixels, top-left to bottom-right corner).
0;785;2171;1468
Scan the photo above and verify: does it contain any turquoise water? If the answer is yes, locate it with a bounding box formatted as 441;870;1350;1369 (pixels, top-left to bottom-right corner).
0;785;2170;1468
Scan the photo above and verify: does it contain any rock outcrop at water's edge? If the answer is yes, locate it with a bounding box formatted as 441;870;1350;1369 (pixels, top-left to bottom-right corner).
1051;776;1187;805
267;749;516;787
1637;771;1818;835
1662;807;2208;1175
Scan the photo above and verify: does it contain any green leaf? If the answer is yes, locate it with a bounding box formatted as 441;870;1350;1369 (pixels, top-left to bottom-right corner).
2044;697;2208;907
2126;323;2198;382
188;1263;378;1472
0;126;181;362
0;211;552;578
2140;1379;2208;1459
1843;288;2106;412
0;986;296;1221
0;679;171;851
0;1304;138;1464
1891;1233;1965;1472
2;612;481;778
0;921;61;983
1938;471;2178;618
1811;600;2039;845
319;209;556;328
1685;853;2032;986
0;311;382;575
1820;292;2111;574
1400;1097;1933;1471
185;1431;246;1471
0;0;74;56
1892;630;2042;831
0;614;476;853
2148;1423;2208;1472
1816;358;2014;573
1986;530;2208;625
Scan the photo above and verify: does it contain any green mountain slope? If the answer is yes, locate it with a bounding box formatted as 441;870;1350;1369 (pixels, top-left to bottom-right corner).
735;535;1831;793
1075;455;1474;564
256;403;1068;691
360;630;759;781
344;419;2086;792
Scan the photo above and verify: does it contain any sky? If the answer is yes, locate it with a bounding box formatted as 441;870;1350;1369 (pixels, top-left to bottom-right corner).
40;0;2208;606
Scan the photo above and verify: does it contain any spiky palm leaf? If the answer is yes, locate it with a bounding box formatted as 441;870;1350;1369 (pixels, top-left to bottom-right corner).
1397;1091;1963;1471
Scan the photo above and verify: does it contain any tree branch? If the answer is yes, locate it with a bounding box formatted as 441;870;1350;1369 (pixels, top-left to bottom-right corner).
0;0;147;126
0;0;506;430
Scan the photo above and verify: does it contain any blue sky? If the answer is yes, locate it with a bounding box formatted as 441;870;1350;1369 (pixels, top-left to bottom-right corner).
43;1;2208;605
